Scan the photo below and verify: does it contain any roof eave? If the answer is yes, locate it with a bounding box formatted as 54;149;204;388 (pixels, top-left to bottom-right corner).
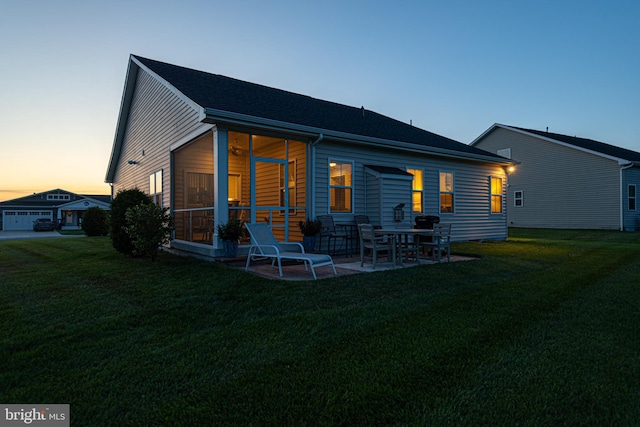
105;57;139;183
203;108;511;165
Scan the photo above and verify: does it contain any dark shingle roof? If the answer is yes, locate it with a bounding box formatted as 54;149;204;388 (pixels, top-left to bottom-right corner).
133;56;505;161
364;165;414;176
515;127;640;163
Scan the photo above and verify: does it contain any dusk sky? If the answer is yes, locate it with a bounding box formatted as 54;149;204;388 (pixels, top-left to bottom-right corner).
1;0;638;202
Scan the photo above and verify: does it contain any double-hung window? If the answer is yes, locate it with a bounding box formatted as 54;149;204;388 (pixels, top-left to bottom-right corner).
150;170;163;205
629;185;636;211
514;190;523;207
407;168;424;213
439;171;454;213
490;176;503;213
329;160;353;213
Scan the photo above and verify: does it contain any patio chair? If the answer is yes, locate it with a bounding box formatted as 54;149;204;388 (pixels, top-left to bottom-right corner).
317;215;349;256
354;215;381;229
244;222;337;280
358;224;395;269
420;223;451;262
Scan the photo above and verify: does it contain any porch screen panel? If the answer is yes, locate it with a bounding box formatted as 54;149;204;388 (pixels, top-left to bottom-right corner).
173;133;214;243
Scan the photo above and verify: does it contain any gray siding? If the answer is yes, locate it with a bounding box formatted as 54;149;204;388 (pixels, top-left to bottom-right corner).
364;170;413;228
314;141;508;241
112;68;203;208
475;127;621;230
622;167;640;231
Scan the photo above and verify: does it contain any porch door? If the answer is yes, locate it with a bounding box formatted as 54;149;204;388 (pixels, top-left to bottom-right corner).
252;158;290;241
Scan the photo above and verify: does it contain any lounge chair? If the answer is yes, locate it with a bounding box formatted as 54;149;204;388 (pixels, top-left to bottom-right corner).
244;222;337;280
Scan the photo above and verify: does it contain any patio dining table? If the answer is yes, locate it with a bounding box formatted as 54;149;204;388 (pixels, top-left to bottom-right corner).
374;228;434;266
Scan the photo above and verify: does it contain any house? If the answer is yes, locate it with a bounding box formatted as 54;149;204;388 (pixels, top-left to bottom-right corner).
0;189;111;231
105;55;514;257
471;124;640;231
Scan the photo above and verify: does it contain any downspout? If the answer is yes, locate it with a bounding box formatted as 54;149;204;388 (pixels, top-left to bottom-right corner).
620;163;634;231
309;134;324;217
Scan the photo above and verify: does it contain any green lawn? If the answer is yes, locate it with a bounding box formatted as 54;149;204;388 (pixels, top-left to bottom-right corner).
1;229;639;426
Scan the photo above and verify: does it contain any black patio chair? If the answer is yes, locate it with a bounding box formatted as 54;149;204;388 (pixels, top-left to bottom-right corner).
317;215;349;256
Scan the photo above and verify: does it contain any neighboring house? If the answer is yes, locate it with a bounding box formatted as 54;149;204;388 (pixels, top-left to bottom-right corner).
105;55;513;257
0;189;111;231
471;124;640;231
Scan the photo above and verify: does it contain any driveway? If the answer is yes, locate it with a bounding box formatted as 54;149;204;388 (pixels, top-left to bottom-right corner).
0;230;85;241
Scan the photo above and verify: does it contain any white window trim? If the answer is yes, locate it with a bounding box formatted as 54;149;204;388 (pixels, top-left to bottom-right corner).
490;176;504;214
406;167;425;213
329;158;354;214
150;169;163;206
514;190;524;207
628;185;636;211
439;170;455;214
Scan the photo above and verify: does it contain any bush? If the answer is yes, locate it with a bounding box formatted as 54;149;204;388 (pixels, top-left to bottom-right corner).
110;188;153;256
81;207;109;236
124;204;173;261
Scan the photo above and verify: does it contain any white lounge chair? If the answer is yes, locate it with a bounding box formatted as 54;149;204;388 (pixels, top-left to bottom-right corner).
244;222;337;280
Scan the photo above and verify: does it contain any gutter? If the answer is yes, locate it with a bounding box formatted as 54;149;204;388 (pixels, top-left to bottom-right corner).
308;134;324;217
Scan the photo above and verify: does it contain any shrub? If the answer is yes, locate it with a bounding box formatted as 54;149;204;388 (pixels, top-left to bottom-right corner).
81;207;109;236
216;218;245;241
110;188;153;256
298;218;323;236
124;204;173;261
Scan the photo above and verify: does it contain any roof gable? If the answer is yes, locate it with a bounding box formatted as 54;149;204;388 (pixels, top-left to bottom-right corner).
513;127;640;163
473;124;640;164
131;55;506;162
0;189;110;207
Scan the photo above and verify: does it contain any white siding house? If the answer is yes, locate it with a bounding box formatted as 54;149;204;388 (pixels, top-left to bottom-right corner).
472;124;640;231
0;189;110;231
106;55;513;257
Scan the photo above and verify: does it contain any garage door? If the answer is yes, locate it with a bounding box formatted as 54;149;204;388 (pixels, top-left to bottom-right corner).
2;211;53;231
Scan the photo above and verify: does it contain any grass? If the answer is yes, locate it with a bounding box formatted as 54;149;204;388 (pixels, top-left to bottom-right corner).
1;229;640;425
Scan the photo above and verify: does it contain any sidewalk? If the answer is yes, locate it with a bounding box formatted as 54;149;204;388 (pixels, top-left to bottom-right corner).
0;230;85;241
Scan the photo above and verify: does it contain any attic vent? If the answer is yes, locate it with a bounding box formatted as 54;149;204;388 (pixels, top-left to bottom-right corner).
497;148;512;159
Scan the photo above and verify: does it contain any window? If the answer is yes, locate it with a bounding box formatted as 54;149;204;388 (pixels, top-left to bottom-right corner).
497;148;512;159
439;171;454;213
228;174;241;201
47;194;70;201
279;160;296;213
329;160;353;213
514;191;523;207
629;185;636;211
407;168;424;213
491;177;503;213
149;170;163;205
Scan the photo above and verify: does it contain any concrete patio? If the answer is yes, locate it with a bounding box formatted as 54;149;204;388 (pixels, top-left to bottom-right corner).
220;253;477;281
